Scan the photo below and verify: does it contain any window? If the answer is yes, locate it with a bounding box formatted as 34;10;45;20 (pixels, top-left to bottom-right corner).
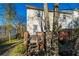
62;14;66;22
37;11;40;17
33;25;37;32
63;15;66;19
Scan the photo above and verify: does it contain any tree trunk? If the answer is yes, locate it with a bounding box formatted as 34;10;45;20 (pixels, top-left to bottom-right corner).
44;3;51;55
51;3;59;56
44;3;50;32
9;31;11;42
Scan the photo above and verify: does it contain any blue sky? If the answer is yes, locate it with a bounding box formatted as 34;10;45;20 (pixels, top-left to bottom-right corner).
0;3;26;26
27;3;79;10
0;3;79;26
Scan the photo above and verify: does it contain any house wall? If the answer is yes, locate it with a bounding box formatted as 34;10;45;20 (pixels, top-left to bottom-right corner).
27;8;79;35
27;9;53;35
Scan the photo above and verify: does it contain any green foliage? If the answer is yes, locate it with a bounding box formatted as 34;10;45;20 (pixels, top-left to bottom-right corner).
10;43;26;56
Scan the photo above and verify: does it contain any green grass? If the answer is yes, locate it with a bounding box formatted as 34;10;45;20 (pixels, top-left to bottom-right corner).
0;38;23;46
9;43;26;56
0;37;26;56
0;38;25;56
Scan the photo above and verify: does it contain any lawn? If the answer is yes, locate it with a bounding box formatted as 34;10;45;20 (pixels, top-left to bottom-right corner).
0;38;26;56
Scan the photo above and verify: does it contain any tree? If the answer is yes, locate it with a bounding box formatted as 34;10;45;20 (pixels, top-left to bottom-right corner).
5;4;16;42
16;23;26;39
44;3;52;55
15;15;26;39
51;3;60;56
44;3;50;32
6;24;14;42
68;16;79;55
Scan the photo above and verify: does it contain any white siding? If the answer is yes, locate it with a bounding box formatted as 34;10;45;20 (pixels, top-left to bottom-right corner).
27;9;53;35
27;8;79;35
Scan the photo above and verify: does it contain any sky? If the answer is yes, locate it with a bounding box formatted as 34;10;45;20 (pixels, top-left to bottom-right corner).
0;3;79;26
26;3;79;10
0;3;26;26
